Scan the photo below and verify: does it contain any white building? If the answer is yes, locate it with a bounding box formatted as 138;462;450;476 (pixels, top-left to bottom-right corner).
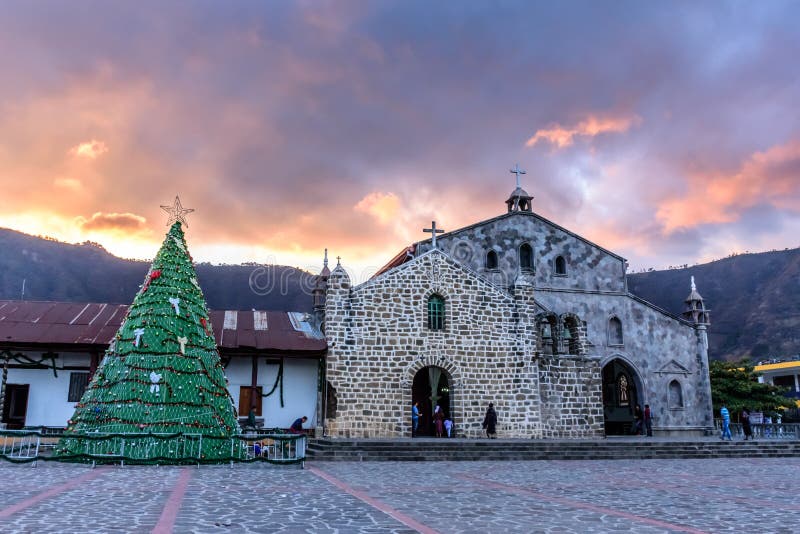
0;300;325;431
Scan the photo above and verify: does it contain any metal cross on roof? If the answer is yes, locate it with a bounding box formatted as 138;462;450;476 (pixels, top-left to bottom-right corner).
423;220;444;249
160;195;195;227
510;163;526;189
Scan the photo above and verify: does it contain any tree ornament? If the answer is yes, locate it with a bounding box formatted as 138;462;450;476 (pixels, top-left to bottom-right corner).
169;297;181;315
134;328;145;347
177;336;188;354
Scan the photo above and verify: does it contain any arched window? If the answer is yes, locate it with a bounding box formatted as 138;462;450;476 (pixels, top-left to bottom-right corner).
669;380;684;409
519;243;533;270
427;295;445;330
608;316;623;345
486;250;498;270
555;255;567;275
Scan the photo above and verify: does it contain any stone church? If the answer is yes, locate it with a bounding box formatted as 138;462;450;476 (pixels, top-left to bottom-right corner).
315;175;713;439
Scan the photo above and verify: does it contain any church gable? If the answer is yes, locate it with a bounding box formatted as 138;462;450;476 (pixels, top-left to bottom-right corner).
419;213;627;293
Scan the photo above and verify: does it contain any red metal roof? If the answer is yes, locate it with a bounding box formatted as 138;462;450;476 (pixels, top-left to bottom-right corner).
372;244;416;279
0;300;326;356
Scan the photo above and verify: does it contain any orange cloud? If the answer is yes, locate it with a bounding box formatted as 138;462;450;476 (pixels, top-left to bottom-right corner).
354;191;401;225
526;114;642;148
70;139;108;159
657;139;800;232
53;177;83;190
75;212;148;233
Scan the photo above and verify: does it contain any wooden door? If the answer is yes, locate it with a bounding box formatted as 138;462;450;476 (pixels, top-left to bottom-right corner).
238;386;263;416
3;384;29;429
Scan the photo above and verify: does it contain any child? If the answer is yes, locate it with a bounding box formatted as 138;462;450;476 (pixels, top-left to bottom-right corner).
444;418;453;438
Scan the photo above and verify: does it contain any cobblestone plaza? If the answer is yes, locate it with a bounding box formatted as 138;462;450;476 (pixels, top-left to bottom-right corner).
0;457;797;533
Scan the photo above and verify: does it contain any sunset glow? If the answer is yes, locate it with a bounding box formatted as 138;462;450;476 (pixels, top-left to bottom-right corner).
0;2;797;281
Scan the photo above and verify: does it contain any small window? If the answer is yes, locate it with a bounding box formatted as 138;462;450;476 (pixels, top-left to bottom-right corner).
486;250;498;270
519;243;533;270
68;372;90;402
669;380;684;409
427;295;445;330
608;317;623;345
555;256;567;275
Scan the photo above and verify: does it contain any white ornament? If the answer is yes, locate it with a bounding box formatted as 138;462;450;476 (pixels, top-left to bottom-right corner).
150;371;162;394
133;328;145;347
190;277;201;290
177;336;188;354
171;235;186;251
169;297;181;315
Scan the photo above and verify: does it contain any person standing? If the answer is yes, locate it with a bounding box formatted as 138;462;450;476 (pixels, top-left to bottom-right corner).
633;404;643;435
411;401;421;437
482;403;497;439
433;405;444;437
644;404;653;437
742;407;753;441
720;405;732;440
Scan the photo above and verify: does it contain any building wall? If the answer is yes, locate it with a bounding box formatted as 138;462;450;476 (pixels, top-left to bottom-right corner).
419;212;627;293
324;250;609;439
4;352;319;429
535;290;713;433
226;357;319;428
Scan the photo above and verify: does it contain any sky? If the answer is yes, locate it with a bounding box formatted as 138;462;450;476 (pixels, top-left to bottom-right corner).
0;1;798;283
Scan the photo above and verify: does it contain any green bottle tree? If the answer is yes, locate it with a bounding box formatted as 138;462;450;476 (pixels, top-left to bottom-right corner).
57;202;242;463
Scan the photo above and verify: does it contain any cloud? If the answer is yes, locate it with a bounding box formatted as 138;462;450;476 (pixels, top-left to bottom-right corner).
657;140;800;232
525;115;642;149
53;177;82;190
75;212;148;232
354;191;401;225
70;140;108;159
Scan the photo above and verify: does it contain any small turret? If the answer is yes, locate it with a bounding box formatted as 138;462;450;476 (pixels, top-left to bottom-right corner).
682;276;710;325
312;249;331;319
506;163;533;213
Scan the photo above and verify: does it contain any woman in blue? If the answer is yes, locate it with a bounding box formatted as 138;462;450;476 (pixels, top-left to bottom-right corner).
720;405;732;440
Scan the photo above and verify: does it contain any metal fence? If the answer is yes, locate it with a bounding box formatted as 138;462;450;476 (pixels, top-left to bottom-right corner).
0;431;41;467
714;421;800;439
0;430;306;468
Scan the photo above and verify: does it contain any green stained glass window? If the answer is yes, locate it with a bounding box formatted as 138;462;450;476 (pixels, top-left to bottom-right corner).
427;295;445;330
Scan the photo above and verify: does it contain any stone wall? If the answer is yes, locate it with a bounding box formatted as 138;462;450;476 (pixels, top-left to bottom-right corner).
324;250;546;438
538;355;604;438
418;212;627;293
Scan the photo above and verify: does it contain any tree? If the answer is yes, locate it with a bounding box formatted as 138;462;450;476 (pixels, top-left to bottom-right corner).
56;221;242;463
710;359;788;418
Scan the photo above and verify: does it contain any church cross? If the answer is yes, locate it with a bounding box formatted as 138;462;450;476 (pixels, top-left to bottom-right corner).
510;163;526;189
423;221;444;249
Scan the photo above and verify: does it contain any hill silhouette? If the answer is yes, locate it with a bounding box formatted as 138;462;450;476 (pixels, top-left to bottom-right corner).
0;228;315;312
628;248;800;361
3;227;799;360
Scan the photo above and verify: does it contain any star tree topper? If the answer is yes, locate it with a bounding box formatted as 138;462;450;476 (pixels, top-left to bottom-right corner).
160;196;195;227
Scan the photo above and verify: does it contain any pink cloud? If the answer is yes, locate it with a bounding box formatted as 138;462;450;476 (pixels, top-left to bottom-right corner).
657;139;800;232
526;114;642;149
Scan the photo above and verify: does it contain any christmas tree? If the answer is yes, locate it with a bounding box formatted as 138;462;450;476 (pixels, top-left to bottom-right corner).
57;198;243;463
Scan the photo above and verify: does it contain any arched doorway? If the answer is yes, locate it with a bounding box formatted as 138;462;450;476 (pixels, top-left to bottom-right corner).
412;366;451;437
602;359;642;435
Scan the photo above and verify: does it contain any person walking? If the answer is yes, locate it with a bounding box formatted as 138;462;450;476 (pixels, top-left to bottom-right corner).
644;404;653;437
411;401;421;437
482;403;497;438
720;405;732;440
742;407;753;441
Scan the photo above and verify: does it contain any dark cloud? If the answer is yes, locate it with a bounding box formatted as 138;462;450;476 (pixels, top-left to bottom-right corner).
76;212;148;232
0;1;797;271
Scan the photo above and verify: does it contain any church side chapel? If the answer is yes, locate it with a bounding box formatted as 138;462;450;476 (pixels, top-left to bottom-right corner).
319;166;713;439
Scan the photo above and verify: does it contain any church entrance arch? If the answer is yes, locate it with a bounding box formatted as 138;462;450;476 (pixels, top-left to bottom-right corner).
412;366;451;437
601;358;642;435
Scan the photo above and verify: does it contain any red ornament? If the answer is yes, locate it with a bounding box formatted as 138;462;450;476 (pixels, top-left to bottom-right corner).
142;269;163;292
200;317;211;335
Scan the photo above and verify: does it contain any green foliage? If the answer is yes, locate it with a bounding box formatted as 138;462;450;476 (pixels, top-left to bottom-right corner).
710;359;788;417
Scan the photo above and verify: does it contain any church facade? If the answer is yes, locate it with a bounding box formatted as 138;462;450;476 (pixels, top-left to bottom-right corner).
319;183;714;439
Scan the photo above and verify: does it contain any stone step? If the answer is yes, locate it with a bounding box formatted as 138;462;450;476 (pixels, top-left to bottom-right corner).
306;439;800;461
